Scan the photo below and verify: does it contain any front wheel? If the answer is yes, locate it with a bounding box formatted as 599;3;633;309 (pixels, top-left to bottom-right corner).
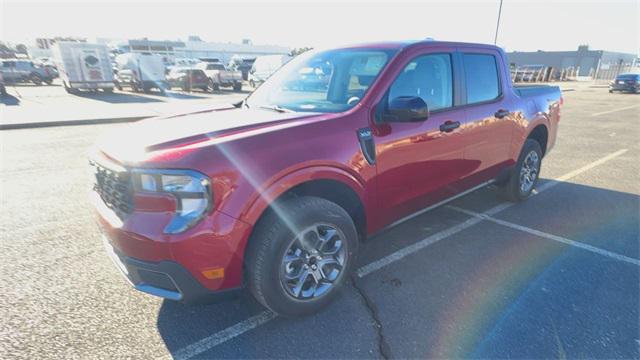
499;139;543;202
245;196;358;317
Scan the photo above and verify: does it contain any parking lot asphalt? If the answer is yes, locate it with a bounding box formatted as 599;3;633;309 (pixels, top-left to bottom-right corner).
1;85;638;359
0;81;247;128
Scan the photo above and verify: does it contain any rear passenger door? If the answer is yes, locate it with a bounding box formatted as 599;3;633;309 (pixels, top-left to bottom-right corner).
460;49;514;177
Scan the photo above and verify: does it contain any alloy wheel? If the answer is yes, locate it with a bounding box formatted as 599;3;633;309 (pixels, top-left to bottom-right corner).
280;223;347;300
520;150;540;193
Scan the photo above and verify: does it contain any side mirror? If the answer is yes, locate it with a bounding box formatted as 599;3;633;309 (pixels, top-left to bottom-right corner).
384;96;429;122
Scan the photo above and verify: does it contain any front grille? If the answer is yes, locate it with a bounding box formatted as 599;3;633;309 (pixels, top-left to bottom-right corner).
92;161;133;220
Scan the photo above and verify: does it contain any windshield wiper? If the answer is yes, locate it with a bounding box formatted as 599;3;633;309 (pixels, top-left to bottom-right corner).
258;104;294;113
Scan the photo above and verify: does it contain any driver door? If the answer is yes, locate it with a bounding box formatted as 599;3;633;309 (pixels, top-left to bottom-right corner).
373;50;470;225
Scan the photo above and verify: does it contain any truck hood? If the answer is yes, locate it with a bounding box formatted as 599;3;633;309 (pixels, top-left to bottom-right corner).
96;107;321;164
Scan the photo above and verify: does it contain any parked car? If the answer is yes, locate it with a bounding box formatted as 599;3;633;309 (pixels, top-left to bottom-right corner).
92;40;562;317
0;59;57;85
114;53;169;93
52;42;115;93
195;61;243;91
609;73;640;93
249;54;291;88
166;68;209;92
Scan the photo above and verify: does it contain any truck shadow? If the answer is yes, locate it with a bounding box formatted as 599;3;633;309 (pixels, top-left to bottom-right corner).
74;91;163;104
156;291;265;354
0;93;21;106
155;179;639;358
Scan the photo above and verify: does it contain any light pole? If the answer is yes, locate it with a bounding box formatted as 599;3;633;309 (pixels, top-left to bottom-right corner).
494;0;504;45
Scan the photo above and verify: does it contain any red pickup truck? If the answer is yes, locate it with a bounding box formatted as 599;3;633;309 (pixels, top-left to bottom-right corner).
92;40;561;317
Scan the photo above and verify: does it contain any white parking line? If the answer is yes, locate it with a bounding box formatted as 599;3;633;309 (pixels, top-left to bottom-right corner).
168;311;277;360
357;216;484;277
169;148;629;359
447;205;640;266
591;104;640;117
360;148;628;276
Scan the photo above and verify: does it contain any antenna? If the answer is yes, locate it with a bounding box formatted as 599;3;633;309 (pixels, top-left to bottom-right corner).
494;0;504;45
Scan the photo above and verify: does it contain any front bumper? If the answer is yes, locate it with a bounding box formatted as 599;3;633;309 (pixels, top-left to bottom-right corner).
93;188;253;303
103;237;242;303
610;83;639;92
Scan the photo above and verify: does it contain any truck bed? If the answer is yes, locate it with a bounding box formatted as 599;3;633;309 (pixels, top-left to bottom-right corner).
513;84;561;98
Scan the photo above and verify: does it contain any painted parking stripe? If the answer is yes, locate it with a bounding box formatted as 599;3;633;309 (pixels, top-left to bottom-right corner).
168;311;277;360
357;216;484;277
169;148;629;359
591;104;640;117
360;148;628;277
448;205;640;266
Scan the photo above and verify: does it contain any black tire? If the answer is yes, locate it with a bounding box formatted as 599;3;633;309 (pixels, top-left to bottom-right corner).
499;139;543;202
233;83;242;92
64;83;78;94
30;74;43;85
245;196;358;317
131;83;139;92
249;80;256;88
609;89;614;93
44;78;53;85
209;79;220;92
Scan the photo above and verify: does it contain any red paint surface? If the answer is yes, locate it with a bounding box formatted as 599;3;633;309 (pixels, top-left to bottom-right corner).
94;41;561;293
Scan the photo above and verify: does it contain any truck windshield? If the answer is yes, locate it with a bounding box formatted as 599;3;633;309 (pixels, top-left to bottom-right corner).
246;48;396;113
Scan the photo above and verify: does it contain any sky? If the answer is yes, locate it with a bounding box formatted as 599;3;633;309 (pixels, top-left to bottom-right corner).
1;0;638;55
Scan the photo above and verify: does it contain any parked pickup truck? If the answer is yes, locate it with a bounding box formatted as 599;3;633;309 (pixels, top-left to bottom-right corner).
195;61;243;91
92;41;561;317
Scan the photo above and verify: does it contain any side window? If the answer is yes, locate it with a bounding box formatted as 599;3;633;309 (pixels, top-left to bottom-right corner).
388;53;453;111
463;54;500;104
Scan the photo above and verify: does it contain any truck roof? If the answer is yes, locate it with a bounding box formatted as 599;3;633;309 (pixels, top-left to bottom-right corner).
335;40;503;52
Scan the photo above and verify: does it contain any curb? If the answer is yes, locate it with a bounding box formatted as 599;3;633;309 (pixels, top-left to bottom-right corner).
0;116;150;130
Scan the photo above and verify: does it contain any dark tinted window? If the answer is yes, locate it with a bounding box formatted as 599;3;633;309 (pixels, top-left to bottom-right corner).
388;53;453;111
463;54;500;104
206;64;225;70
616;74;639;80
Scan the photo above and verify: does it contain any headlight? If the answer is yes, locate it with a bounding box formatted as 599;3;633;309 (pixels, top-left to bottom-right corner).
133;169;212;234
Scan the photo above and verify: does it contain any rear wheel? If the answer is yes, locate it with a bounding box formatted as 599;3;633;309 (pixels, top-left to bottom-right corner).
246;196;358;317
30;74;43;85
233;82;242;92
499;139;543;202
209;79;220;92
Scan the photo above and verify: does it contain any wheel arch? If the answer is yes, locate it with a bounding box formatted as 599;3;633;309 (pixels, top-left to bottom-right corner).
527;123;549;157
240;166;369;242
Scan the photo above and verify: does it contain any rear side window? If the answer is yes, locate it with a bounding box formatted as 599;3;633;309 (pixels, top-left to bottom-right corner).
463;54;500;104
388;53;453;111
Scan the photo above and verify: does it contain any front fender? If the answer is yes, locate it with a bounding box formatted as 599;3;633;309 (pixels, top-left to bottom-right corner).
238;165;367;226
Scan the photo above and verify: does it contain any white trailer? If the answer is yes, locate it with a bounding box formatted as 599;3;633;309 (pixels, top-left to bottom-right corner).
114;53;168;93
52;42;114;93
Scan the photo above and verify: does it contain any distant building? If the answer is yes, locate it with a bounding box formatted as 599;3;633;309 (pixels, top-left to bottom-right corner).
507;45;637;77
115;38;290;64
115;39;186;62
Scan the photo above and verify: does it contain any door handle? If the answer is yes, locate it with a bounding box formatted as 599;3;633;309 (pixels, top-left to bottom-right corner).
439;121;460;133
494;109;510;118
